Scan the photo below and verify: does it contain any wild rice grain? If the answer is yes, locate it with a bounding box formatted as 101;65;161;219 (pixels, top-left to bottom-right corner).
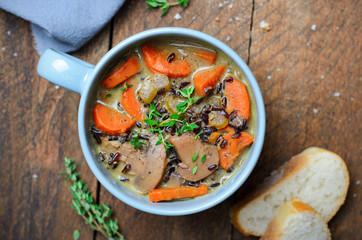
157;88;166;95
228;110;237;121
208;164;218;171
220;109;229;117
163;167;175;182
167;53;175;63
211;106;222;111
187;181;199;187
231;132;241;138
179;81;190;88
220;139;227;148
203;127;213;135
112;162;119;169
99;152;105;162
196;97;203;105
159;108;167;114
202;112;209;124
210;183;220;187
108;152;120;165
216;82;222;94
215;135;222;145
186;109;194;115
122;164;131;174
222;97;227;108
118;176;129;182
93;134;102;144
224;76;233;82
139;134;150;140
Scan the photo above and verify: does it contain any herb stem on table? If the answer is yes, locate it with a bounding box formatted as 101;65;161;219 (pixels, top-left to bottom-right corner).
61;157;125;240
146;0;189;16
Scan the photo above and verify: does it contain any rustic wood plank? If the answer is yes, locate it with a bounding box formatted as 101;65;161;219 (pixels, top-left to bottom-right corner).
0;9;110;239
232;0;362;239
97;1;253;240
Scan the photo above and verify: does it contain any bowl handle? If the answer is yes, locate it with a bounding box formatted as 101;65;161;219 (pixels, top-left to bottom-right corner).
37;49;95;94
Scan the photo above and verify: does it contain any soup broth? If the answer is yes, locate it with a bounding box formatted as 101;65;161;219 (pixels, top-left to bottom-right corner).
90;38;255;202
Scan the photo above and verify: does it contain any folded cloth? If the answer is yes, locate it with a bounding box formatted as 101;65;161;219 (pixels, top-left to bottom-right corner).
0;0;125;54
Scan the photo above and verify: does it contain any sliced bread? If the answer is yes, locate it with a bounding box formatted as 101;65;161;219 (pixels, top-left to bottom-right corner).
261;198;331;240
230;147;349;236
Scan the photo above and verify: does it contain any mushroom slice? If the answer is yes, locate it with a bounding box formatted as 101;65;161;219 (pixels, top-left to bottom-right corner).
168;133;219;182
117;137;167;194
133;136;167;194
117;143;146;175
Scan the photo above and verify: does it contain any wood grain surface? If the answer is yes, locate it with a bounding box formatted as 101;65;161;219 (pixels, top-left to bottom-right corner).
0;0;360;239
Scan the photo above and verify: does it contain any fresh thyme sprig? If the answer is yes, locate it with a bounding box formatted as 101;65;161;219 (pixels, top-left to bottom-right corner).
176;86;203;114
143;87;202;149
130;133;146;149
146;0;189;16
156;134;174;150
120;81;133;94
61;158;125;240
194;130;203;139
147;103;162;120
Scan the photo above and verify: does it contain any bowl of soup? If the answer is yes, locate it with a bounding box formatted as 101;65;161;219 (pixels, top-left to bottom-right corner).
37;28;265;216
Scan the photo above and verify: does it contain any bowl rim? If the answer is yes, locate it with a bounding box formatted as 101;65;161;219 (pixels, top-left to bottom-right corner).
78;27;265;216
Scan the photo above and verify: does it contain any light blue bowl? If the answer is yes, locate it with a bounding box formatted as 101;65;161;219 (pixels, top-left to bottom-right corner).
37;28;265;216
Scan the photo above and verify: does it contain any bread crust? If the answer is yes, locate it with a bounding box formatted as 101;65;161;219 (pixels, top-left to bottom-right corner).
261;198;331;240
230;147;349;236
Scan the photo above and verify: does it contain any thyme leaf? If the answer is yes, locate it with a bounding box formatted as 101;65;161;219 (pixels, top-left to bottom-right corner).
120;81;133;94
201;154;206;163
192;165;198;175
192;152;198;162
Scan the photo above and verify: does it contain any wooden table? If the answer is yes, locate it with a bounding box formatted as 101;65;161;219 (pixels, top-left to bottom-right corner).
1;0;361;239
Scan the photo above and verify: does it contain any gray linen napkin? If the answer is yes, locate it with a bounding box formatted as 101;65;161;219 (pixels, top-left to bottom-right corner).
0;0;125;54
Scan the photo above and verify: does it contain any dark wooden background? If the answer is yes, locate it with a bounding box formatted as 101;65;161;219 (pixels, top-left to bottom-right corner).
0;0;361;239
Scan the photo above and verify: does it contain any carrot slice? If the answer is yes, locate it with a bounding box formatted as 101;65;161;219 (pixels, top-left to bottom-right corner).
93;103;136;135
192;50;217;64
193;65;226;96
219;131;254;169
121;81;145;121
149;185;208;202
224;77;251;120
101;55;140;89
141;43;191;78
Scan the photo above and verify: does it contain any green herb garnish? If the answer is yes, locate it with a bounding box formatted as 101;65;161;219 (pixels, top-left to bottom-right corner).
192;152;198;162
120;81;133;94
144;87;202;150
194;130;203;139
192;165;198;175
103;93;112;98
73;230;80;240
130;133;146;149
176;86;202;114
201;154;206;163
147;103;162;120
146;0;189;16
62;158;125;240
156;134;174;150
179;120;199;134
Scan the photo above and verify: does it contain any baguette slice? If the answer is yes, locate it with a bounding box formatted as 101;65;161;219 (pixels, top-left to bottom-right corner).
261;198;331;240
230;147;349;236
